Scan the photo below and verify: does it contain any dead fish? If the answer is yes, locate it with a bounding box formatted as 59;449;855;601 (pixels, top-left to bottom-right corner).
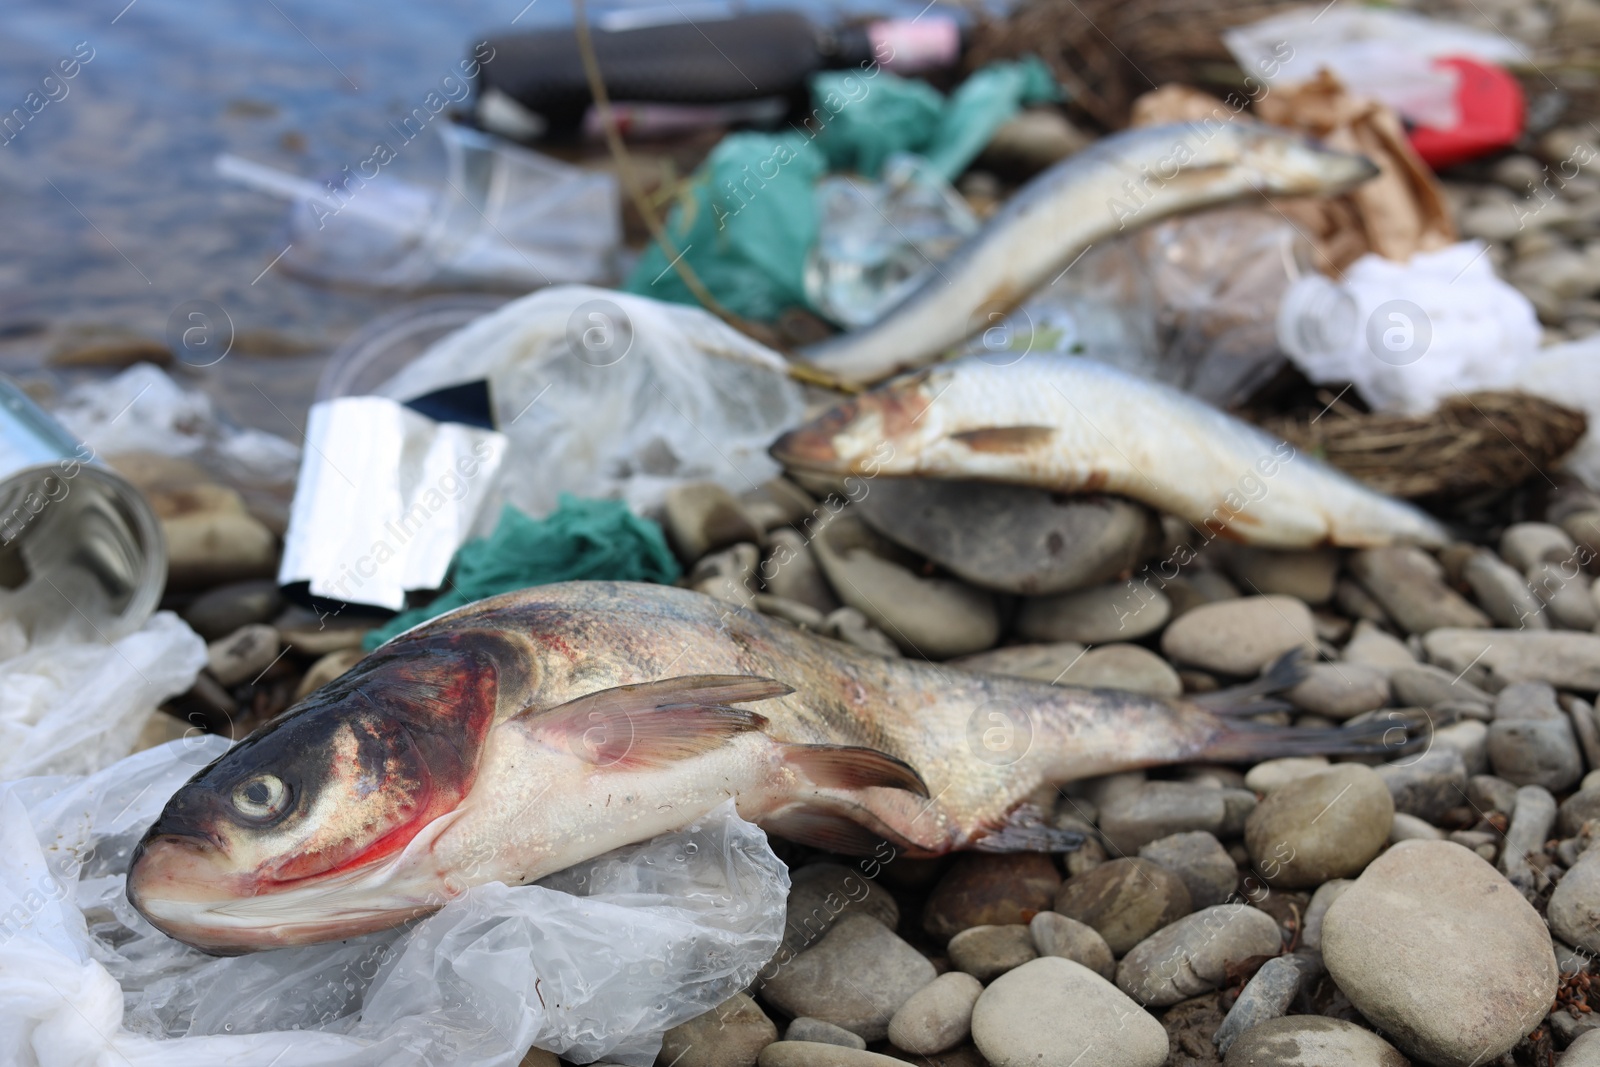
798;121;1378;387
771;355;1449;548
129;581;1402;953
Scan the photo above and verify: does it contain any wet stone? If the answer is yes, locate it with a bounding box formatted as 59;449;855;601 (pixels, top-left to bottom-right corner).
1053;857;1192;956
854;480;1154;596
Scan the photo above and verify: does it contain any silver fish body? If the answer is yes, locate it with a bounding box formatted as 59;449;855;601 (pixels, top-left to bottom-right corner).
126;581;1394;952
772;355;1449;548
798;121;1378;387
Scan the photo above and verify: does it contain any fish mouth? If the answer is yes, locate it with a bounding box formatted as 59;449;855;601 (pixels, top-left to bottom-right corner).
128;835;437;954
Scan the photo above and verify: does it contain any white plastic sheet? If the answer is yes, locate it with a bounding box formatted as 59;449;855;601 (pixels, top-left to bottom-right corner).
375;286;808;521
52;363;302;491
1277;241;1543;414
0;738;789;1067
1520;333;1600;491
0;611;205;779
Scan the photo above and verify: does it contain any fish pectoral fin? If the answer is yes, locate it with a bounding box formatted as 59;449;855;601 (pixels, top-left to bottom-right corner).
783;743;930;797
762;806;891;855
523;674;792;769
948;425;1056;453
972;802;1085;853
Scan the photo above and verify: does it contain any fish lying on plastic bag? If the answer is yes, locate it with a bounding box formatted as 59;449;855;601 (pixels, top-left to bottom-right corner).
0;737;786;1067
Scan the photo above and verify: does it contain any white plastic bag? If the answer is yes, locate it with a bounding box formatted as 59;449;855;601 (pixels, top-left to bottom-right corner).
1224;6;1523;128
1520;334;1600;491
0;738;788;1067
52;363;302;491
376;285;808;520
1277;241;1542;414
0;611;205;779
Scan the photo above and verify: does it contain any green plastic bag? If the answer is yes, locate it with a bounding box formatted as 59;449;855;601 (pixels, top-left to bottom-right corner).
622;58;1062;321
363;495;681;649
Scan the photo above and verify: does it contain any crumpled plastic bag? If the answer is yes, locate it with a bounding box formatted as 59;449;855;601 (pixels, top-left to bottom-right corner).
51;363;302;492
0;737;789;1067
0;611;205;779
375;285;807;520
1019;206;1312;407
1276;240;1542;415
626;61;1059;320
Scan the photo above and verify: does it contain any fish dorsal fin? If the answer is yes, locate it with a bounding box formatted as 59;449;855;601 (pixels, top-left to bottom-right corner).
949;426;1056;453
783;742;930;797
521;674;792;769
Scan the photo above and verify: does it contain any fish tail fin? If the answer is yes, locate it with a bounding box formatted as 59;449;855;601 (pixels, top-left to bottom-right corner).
1195;708;1420;763
1189;649;1308;716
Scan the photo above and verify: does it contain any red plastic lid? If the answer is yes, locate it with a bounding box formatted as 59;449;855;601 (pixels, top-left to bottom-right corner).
1408;56;1525;170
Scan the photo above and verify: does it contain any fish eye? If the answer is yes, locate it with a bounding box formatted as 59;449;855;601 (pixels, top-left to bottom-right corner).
231;774;290;821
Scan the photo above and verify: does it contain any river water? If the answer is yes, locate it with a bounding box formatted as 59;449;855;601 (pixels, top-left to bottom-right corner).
0;0;879;431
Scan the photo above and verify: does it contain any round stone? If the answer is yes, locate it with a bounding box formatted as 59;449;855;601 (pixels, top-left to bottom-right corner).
946;924;1037;981
1115;905;1283;1007
1222;1016;1409;1066
1160;595;1318;676
887;971;983;1055
971;957;1167;1067
1053;858;1192;955
923;854;1062;943
1028;912;1115;979
1244;765;1393;889
1322;840;1559;1067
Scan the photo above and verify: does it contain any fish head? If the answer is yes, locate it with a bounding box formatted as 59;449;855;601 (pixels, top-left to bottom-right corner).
127;632;512;953
770;369;941;477
1233;123;1379;197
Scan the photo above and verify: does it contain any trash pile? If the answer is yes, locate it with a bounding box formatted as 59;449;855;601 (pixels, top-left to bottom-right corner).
9;0;1600;1065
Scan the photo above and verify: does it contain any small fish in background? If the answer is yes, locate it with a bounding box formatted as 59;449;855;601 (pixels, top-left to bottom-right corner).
797;120;1380;387
128;581;1404;954
771;355;1450;549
